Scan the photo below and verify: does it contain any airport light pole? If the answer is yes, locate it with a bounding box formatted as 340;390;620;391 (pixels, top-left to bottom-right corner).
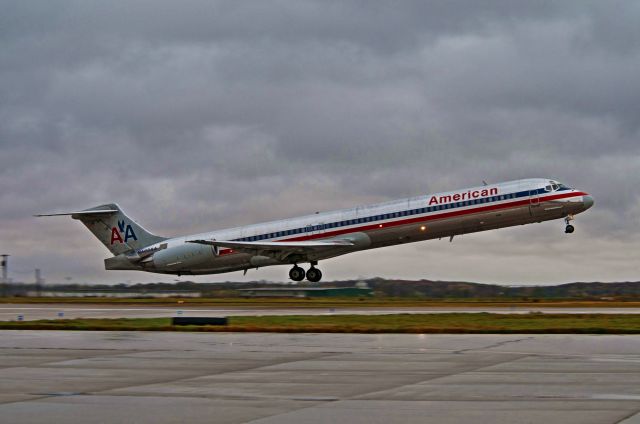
1;255;7;282
1;255;8;297
35;268;43;296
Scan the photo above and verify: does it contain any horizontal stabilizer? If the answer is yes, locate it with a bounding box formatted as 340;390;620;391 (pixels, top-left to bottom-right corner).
34;209;118;217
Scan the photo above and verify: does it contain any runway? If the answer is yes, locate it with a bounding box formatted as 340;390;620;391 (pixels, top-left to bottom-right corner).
2;303;640;321
1;331;640;423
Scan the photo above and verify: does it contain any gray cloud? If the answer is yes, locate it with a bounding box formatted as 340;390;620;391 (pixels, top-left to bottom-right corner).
1;1;639;284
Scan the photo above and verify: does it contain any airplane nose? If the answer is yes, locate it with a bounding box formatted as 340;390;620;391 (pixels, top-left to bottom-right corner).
583;195;594;210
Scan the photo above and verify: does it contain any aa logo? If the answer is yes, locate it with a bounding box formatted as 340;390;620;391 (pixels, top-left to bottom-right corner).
110;220;137;245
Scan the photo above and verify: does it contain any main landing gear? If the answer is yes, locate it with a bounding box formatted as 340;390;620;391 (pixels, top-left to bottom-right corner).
306;267;322;283
289;266;305;281
288;263;323;283
564;214;575;234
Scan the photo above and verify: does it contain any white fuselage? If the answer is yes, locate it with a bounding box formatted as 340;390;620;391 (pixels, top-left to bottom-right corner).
107;178;593;276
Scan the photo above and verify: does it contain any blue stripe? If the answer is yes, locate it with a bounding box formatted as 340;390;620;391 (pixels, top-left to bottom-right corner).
234;186;571;242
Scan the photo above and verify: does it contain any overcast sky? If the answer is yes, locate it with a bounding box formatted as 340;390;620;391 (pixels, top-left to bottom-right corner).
1;1;639;285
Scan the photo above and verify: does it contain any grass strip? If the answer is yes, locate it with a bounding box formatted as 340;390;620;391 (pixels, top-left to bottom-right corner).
1;313;640;334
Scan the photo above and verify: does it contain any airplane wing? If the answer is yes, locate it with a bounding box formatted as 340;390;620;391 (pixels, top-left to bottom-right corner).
187;239;354;261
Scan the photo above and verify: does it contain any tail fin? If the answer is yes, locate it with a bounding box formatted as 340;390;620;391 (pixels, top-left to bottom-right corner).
37;203;166;255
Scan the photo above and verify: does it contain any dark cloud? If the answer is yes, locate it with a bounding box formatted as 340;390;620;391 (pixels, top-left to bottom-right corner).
1;1;639;284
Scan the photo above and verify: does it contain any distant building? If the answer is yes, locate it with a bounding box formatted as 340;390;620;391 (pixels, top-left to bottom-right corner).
237;286;372;298
29;290;201;298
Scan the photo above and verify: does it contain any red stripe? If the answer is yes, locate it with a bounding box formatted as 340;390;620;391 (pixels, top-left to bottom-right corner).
218;191;587;256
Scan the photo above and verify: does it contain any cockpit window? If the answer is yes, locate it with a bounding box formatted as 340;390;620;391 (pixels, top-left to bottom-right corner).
546;180;566;191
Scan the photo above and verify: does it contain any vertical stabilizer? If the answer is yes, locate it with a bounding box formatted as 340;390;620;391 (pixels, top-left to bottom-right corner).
69;203;166;255
35;203;166;256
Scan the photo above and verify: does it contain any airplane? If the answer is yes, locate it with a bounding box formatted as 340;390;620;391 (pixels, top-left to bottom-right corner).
36;178;593;282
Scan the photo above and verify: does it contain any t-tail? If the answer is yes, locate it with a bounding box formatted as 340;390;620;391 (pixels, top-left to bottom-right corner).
35;203;166;255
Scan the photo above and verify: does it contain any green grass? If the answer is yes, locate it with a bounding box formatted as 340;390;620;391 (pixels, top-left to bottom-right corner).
2;313;640;333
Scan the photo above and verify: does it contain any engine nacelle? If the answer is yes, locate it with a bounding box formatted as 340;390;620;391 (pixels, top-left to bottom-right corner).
250;255;279;267
151;243;215;270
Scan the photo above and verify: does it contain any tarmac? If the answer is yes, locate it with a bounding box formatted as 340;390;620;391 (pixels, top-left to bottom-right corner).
2;303;640;321
1;331;640;423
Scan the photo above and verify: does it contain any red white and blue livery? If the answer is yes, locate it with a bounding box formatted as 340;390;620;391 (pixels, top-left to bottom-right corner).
37;178;594;282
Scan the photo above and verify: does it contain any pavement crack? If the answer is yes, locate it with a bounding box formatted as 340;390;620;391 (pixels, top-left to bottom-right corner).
454;336;535;353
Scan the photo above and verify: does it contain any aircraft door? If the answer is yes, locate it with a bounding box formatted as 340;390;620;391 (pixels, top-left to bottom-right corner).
311;222;325;236
529;190;540;216
305;222;325;236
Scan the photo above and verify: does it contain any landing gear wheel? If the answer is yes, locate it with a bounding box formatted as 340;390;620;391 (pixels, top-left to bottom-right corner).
289;266;305;282
564;214;575;234
306;267;322;283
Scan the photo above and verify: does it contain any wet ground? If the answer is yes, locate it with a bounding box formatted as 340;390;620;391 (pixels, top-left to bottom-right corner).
1;331;639;423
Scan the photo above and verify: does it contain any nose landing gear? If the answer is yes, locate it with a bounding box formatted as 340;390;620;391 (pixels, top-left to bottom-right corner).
564;214;575;234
